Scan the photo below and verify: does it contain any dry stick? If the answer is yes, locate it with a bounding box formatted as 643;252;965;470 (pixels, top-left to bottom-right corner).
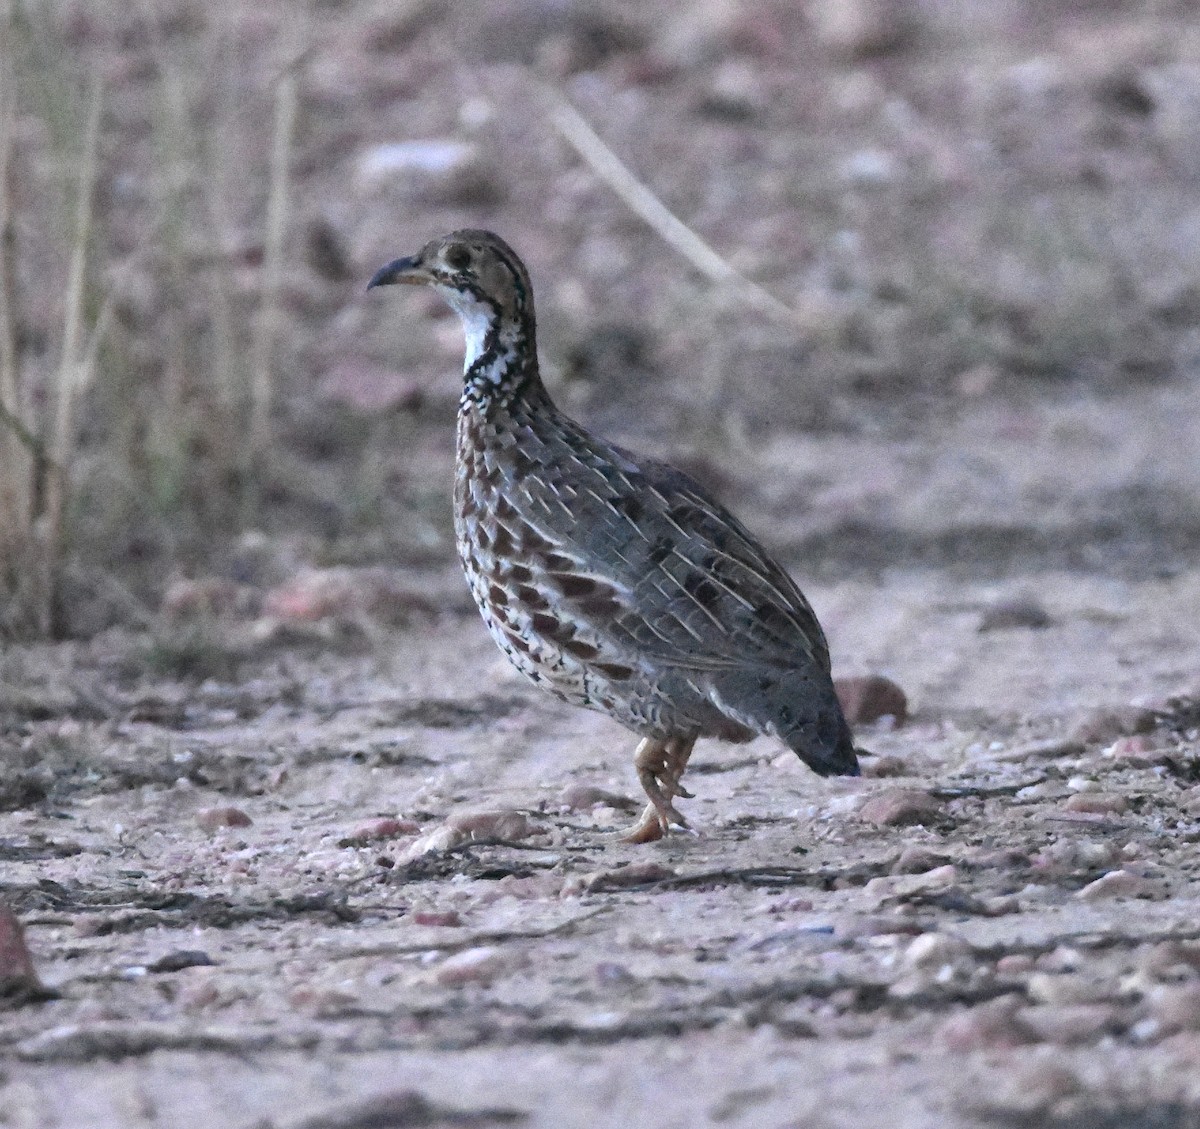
0;20;31;571
542;89;798;326
247;53;300;511
40;76;103;635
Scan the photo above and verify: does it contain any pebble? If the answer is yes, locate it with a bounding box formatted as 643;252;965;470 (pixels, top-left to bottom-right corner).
978;595;1052;632
1076;869;1153;901
356;139;501;205
891;846;950;875
1105;735;1165;766
940;995;1033;1051
400;825;470;861
808;0;913;59
445;809;535;842
1026;972;1113;1007
410;910;462;928
431;946;506;987
858;788;941;826
1069;704;1157;745
903;932;972;970
996;953;1035;975
345;818;422;843
840;148;897;186
557;784;637;812
863;865;958;899
146;950;215;974
986;737;1084;763
861;754;909;778
195;807;253;832
0;905;43;997
289;986;359;1015
1062;792;1128;815
1148;984;1200;1033
563;862;676;895
160;577;247;620
965;1058;1082;1117
1015;1004;1117;1045
317;360;424;414
833;675;908;727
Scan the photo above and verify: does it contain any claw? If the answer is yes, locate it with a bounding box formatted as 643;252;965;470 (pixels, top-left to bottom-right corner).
622;736;697;843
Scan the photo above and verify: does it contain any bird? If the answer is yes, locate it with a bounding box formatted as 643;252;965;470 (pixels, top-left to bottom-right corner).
368;230;859;842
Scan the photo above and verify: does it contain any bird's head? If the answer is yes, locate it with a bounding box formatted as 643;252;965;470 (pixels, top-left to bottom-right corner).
368;229;536;370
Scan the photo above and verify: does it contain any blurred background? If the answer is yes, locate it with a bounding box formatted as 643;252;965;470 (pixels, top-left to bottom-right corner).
3;0;1200;644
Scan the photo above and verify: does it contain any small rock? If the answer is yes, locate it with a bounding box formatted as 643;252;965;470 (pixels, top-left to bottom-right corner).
410;910;462;927
1105;735;1166;766
564;862;676;895
834;915;923;940
864;865;958;899
289;986;360;1015
303;215;354;282
903;932;972;970
356;139;501;205
161;577;247;620
861;754;909;778
1076;869;1152;901
808;0;914;59
1016;1004;1118;1045
955;363;1001;397
986;737;1085;762
963;1059;1083;1118
858;788;941;826
996;953;1035;975
1062;792;1128;816
979;596;1052;632
891;846;950;875
196;807;253;832
940;995;1033;1051
343;818;422;844
1069;705;1157;745
0;905;43;1000
695;58;765;121
840;148;897;186
263;567;432;626
834;675;908;726
1148;984;1200;1034
146;951;215;974
1027;973;1113;1007
432;946;506;986
400;825;470;860
557;784;638;812
445;810;535;842
317;359;424;414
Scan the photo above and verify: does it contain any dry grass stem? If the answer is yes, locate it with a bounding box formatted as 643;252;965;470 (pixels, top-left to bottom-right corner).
542;87;797;326
40;75;104;634
248;52;301;488
0;11;31;570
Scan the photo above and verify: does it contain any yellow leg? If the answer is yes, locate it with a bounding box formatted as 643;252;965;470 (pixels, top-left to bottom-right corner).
621;736;697;843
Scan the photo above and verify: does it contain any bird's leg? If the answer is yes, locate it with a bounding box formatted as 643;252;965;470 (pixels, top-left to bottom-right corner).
622;736;697;844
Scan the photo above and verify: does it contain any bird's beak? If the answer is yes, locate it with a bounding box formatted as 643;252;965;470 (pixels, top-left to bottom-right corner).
366;255;428;291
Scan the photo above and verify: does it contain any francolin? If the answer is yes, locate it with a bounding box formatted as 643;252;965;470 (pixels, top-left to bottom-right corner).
368;230;858;842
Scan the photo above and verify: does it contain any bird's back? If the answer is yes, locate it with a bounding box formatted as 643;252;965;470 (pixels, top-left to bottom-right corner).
456;388;856;775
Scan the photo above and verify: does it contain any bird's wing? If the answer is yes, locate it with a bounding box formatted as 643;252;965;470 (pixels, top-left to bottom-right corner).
507;424;832;676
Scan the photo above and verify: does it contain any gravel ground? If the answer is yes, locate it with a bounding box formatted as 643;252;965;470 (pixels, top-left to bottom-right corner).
4;1;1200;1125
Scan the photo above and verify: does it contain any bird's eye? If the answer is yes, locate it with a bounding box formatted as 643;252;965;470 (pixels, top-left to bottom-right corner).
444;245;471;271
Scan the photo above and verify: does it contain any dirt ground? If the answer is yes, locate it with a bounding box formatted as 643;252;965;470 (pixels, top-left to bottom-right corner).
6;1;1200;1127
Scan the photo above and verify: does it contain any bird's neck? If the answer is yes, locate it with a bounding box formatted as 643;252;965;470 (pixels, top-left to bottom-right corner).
459;306;543;411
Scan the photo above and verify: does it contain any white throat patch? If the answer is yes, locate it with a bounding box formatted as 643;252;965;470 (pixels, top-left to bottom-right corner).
439;285;497;371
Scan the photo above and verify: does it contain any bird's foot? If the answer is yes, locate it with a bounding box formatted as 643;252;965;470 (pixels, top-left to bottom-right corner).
621;736;697;843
